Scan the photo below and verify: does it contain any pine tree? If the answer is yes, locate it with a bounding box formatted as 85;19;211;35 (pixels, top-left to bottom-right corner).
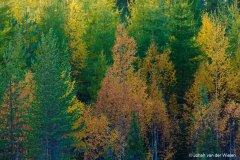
225;0;240;65
30;29;78;159
125;112;145;160
0;33;29;159
205;0;227;12
128;0;169;58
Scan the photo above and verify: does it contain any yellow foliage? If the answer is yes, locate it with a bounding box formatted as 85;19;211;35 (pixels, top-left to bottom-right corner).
141;42;176;96
11;0;49;23
65;0;88;76
187;13;237;107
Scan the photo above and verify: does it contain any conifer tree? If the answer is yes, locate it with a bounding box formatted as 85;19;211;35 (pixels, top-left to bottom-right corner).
141;42;176;101
116;0;129;22
225;0;240;71
169;0;199;102
78;0;118;103
19;12;40;67
169;1;200;158
128;0;169;58
197;13;231;102
65;0;88;78
196;127;221;158
125;112;145;160
41;0;67;45
0;0;16;58
0;33;29;159
95;25;149;158
141;43;174;159
30;29;78;159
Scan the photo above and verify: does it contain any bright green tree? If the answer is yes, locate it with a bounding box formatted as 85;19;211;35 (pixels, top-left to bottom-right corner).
30;29;78;159
125;112;145;160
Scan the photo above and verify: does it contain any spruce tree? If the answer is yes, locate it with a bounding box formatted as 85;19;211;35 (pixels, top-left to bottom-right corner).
30;29;77;159
125;112;145;160
169;1;200;159
169;0;199;102
128;0;169;58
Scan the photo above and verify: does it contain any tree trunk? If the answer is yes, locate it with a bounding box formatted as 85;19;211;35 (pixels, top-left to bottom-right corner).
9;79;15;159
152;122;158;160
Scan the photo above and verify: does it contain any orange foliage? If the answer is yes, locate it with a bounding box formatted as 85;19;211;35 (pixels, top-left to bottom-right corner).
95;25;149;149
83;108;110;160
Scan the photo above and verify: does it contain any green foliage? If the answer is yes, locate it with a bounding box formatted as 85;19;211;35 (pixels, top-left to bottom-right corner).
0;1;16;60
79;52;107;103
0;33;28;159
41;0;67;45
30;29;77;159
116;0;129;22
78;0;118;103
125;112;145;160
225;0;240;58
195;127;221;159
0;1;239;159
169;0;200;101
198;84;209;108
19;12;40;67
128;0;169;58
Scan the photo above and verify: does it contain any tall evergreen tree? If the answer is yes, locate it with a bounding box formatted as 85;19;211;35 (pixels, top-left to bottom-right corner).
78;0;118;103
169;0;199;102
0;33;29;159
128;0;169;58
169;1;200;159
125;112;145;160
30;29;77;159
116;0;129;22
41;0;67;45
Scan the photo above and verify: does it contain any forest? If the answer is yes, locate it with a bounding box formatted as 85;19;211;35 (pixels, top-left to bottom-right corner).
0;0;239;159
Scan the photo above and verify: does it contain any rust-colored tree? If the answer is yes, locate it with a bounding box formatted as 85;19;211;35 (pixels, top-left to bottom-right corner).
95;25;149;158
